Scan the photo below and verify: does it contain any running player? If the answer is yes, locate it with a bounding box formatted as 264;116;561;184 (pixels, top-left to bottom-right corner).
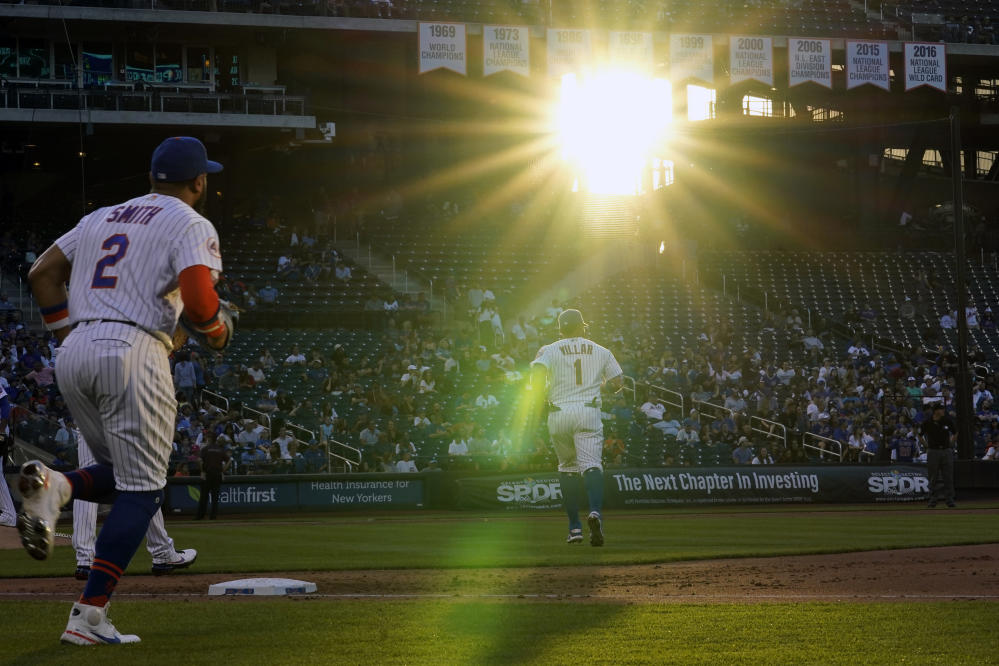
72;429;197;580
22;136;230;645
530;308;623;546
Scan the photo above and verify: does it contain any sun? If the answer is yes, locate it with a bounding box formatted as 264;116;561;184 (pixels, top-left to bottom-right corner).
552;69;672;195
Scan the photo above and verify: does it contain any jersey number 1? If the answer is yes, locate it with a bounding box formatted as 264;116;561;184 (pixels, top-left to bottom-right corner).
574;358;582;385
91;234;129;289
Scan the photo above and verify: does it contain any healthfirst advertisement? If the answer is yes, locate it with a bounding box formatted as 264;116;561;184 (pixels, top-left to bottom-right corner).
456;466;930;510
167;477;424;513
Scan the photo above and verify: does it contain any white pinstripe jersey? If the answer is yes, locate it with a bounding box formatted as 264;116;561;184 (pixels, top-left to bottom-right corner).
531;336;622;406
55;193;222;338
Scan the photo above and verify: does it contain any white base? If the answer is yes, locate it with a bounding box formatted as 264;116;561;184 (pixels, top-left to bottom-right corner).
208;577;317;596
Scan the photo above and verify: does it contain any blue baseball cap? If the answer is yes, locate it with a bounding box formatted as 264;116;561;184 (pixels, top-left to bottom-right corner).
150;136;223;182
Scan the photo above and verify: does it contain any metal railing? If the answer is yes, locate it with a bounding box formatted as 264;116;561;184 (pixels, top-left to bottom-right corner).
240;404;272;437
201;389;230;413
1;85;308;117
750;416;787;449
327;437;362;473
646;382;684;418
10;406;78;465
691;398;734;424
617;375;637;403
802;432;843;462
285;422;314;446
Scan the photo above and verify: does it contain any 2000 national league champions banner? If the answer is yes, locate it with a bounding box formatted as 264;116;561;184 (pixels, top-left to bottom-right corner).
457;466;930;510
729;35;774;86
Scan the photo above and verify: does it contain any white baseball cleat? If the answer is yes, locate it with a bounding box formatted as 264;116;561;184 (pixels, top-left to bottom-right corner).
60;602;141;646
16;460;72;560
566;529;584;544
151;548;198;575
587;511;604;547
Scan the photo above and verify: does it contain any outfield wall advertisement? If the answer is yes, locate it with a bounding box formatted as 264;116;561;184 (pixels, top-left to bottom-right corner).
456;466;930;510
168;477;424;512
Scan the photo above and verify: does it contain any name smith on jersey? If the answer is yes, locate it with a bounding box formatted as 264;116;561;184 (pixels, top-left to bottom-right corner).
559;343;593;355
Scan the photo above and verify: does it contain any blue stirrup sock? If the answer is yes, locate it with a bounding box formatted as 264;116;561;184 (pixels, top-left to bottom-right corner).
80;489;163;607
64;465;116;502
583;467;604;516
560;472;582;532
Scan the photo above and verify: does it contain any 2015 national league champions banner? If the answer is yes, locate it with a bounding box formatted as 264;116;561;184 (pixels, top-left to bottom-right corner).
456;466;931;510
846;41;891;90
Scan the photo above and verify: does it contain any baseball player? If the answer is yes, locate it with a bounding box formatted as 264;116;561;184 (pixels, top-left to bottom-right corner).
20;136;232;646
530;309;623;546
72;429;197;580
0;384;16;527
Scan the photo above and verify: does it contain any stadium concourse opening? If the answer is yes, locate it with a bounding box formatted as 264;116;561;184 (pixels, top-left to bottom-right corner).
550;69;676;238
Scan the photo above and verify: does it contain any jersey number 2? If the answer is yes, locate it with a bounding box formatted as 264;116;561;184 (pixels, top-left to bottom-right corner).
91;234;129;289
574;358;582;385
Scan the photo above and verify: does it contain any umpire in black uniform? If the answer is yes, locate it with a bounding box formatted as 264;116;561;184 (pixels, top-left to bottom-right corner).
920;403;957;508
196;438;229;520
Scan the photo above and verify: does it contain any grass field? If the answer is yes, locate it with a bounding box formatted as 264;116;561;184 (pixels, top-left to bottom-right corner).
2;503;997;664
3;503;998;576
3;601;995;665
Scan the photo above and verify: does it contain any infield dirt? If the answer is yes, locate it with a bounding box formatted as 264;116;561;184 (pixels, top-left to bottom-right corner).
1;523;995;604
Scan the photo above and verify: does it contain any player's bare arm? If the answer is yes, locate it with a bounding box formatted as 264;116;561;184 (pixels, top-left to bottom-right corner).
27;244;74;344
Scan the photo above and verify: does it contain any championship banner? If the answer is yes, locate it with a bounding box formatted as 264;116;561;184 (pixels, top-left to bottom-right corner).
670;34;714;84
729;36;773;86
483;25;530;77
419;22;467;75
607;31;654;75
788;38;831;88
547;28;592;78
846;40;890;90
455;466;930;510
904;42;946;91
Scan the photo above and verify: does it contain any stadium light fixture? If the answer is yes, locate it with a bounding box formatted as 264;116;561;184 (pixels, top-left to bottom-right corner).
552;69;672;195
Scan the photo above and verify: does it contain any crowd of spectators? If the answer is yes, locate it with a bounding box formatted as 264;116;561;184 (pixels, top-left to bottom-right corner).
5;217;999;479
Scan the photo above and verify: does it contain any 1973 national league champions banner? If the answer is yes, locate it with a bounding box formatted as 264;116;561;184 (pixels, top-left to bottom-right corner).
419;22;467;75
483;25;530;77
729;35;774;85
